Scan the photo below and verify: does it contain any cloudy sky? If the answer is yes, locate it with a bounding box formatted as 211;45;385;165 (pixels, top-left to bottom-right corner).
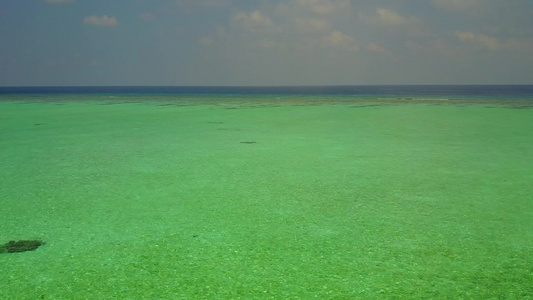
1;0;532;86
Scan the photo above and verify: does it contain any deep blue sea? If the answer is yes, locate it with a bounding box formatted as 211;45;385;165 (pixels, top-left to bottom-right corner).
1;85;533;99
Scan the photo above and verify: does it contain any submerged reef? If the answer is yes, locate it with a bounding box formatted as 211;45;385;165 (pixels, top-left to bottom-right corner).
0;240;44;253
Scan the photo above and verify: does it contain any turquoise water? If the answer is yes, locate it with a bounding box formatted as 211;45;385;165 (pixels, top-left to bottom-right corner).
1;95;532;299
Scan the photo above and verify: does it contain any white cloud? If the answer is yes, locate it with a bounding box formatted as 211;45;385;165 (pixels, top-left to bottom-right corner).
377;8;410;25
361;8;418;26
296;0;350;15
45;0;75;3
295;18;330;33
139;12;155;22
198;36;214;46
367;42;388;54
405;38;459;57
84;15;119;27
456;31;501;49
228;2;359;53
273;0;349;37
359;8;427;37
455;31;533;51
433;0;483;11
323;30;357;50
233;10;274;31
456;31;477;41
175;0;230;12
258;39;278;49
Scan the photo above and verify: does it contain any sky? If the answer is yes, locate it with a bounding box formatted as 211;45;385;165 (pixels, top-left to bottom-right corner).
1;0;532;86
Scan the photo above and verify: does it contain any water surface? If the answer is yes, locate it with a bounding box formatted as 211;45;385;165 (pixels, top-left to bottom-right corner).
1;91;532;298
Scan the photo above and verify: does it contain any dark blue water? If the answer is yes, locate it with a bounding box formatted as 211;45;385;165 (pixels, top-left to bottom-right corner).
1;85;532;98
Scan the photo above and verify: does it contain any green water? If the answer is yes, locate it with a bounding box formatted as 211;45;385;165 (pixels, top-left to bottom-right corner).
1;97;532;299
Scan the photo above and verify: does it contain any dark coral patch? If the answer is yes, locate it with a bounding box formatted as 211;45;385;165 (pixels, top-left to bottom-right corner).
0;240;44;253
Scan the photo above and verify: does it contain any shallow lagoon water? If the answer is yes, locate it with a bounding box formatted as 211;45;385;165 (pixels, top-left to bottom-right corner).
1;95;532;299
